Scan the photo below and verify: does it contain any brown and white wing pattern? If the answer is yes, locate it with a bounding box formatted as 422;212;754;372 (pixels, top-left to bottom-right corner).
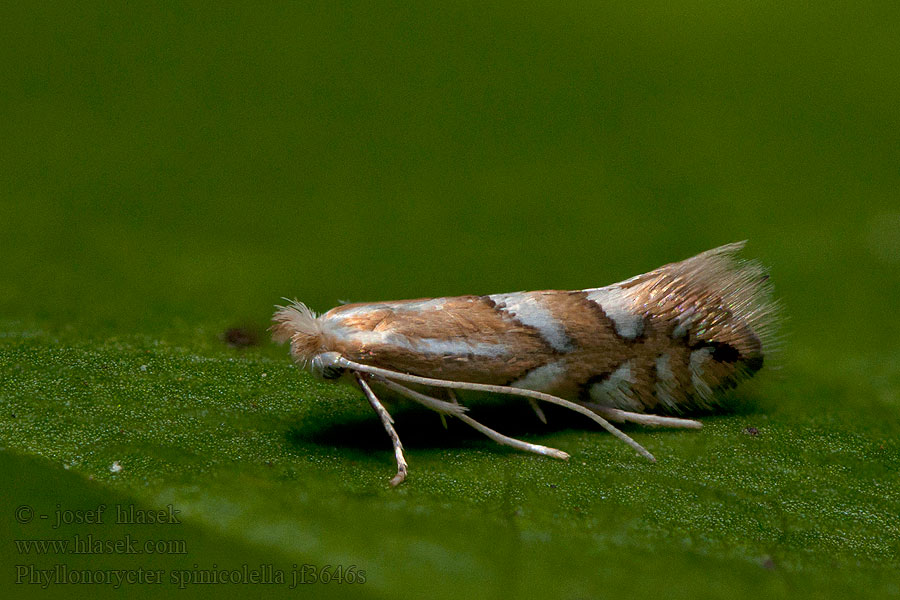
275;241;775;414
272;242;778;484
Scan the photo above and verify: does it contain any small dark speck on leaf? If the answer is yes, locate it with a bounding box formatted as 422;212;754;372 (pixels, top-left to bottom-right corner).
549;483;557;489
761;556;776;570
743;427;760;437
223;327;260;348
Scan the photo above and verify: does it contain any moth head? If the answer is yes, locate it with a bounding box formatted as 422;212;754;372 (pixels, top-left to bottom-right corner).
271;301;326;368
310;351;345;380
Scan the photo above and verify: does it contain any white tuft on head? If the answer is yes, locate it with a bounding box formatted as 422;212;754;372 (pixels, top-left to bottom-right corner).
271;300;326;367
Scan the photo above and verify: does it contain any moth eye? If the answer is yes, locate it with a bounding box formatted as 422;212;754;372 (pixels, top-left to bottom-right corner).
321;365;345;380
310;352;345;380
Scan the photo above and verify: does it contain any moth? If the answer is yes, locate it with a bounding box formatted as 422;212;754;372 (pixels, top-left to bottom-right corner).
272;242;777;486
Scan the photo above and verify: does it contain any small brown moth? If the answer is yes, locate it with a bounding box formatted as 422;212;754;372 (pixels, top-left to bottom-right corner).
273;242;777;485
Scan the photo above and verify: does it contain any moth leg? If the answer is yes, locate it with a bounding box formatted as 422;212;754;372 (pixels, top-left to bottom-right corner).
339;357;655;462
354;373;408;486
437;390;473;429
527;398;548;424
482;388;545;423
378;378;569;460
371;376;467;416
439;390;458;430
581;403;702;429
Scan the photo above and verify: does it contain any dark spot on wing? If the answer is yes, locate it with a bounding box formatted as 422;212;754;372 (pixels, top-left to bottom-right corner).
691;341;740;363
741;354;764;374
710;341;741;363
577;370;614;401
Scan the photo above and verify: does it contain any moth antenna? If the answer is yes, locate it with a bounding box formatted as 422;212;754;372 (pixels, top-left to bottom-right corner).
581;404;702;429
339;358;656;462
355;373;408;486
377;378;569;460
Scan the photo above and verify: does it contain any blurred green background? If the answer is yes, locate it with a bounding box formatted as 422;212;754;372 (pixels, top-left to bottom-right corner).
1;2;898;599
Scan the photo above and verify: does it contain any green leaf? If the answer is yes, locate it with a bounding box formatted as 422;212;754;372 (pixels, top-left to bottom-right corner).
2;2;900;598
2;328;898;599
